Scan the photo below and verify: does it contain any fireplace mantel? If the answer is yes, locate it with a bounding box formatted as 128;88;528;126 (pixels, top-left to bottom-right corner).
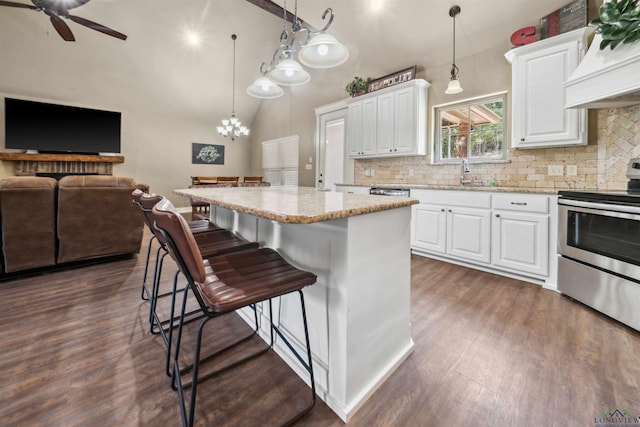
0;153;124;163
0;152;124;176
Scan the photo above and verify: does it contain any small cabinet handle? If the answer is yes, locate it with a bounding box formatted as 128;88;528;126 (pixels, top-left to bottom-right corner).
520;138;525;142
510;202;527;206
441;208;445;212
448;209;452;213
495;214;500;218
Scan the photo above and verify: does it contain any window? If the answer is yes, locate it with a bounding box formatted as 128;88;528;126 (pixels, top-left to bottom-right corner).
434;92;506;162
262;135;299;186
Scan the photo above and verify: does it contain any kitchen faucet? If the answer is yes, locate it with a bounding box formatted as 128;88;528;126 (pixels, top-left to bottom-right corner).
460;159;472;185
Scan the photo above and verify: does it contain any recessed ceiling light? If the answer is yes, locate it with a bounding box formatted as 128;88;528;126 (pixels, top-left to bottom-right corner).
185;30;201;47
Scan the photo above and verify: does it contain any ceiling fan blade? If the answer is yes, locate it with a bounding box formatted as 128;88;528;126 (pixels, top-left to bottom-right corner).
50;15;75;41
67;15;127;40
0;0;38;9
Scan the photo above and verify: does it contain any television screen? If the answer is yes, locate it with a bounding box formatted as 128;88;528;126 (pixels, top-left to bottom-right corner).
4;98;121;154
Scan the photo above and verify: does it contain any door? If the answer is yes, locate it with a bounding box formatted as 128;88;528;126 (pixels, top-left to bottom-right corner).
347;102;362;157
411;204;447;254
318;108;349;190
376;92;394;154
492;211;549;275
447;207;491;264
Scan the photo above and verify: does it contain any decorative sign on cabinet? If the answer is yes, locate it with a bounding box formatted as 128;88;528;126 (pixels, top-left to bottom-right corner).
347;79;430;158
504;27;591;149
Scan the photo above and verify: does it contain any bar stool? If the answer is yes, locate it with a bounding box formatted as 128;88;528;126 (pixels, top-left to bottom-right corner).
151;198;317;427
132;191;259;376
132;189;221;302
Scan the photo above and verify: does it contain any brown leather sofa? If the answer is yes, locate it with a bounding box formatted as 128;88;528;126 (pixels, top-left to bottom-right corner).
0;176;57;273
0;175;146;275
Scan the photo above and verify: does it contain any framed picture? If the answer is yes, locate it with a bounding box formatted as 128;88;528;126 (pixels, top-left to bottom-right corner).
192;143;225;165
366;66;417;93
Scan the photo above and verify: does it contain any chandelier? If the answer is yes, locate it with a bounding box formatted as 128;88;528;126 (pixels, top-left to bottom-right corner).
247;0;349;99
217;34;249;140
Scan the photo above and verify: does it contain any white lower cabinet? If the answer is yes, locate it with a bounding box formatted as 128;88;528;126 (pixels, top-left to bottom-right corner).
411;190;491;264
491;193;550;276
447;207;491;264
492;210;549;276
411;189;554;285
412;204;447;253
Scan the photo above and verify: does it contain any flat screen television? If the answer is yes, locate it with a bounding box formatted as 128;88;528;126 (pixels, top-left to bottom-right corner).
4;97;121;154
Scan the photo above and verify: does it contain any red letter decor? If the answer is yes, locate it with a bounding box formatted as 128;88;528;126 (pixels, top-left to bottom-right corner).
510;26;537;47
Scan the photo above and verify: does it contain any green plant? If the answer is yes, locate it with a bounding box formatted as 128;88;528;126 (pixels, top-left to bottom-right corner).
345;76;372;96
591;0;640;50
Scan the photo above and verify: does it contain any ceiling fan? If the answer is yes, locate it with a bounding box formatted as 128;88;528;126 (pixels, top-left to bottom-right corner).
0;0;127;41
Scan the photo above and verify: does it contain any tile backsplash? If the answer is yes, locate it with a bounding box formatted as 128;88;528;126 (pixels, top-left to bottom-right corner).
355;105;640;190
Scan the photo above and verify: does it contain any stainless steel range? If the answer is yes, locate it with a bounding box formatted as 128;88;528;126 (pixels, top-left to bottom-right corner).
557;159;640;331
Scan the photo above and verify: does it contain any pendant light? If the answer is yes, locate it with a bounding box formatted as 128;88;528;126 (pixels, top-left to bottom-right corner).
217;34;249;140
445;5;463;95
247;0;349;98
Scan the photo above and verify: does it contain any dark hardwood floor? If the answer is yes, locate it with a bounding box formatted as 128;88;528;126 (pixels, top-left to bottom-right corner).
2;232;640;426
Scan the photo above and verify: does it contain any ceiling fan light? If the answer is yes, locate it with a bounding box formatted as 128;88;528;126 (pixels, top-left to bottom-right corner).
268;58;310;86
299;33;350;69
445;78;463;94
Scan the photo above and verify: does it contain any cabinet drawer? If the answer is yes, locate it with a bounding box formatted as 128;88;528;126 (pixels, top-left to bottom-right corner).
493;194;548;213
422;190;491;209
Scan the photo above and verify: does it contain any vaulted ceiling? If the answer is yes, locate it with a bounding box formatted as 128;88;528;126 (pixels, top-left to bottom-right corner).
0;0;590;128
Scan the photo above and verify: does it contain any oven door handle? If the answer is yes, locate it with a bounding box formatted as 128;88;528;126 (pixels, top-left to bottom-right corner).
559;198;640;215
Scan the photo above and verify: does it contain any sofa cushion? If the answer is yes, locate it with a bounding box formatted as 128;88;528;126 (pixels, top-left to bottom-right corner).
0;177;57;273
57;175;144;264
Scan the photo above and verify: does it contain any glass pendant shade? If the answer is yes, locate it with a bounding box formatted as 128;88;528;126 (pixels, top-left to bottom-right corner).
445;78;463;94
247;75;284;99
268;58;311;86
298;33;349;69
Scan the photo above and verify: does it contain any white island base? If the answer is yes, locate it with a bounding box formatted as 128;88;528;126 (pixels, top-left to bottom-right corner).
211;205;413;421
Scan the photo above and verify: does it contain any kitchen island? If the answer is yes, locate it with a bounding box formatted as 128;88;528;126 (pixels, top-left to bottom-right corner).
174;186;417;421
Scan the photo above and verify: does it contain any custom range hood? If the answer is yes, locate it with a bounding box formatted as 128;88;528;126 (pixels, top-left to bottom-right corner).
565;31;640;109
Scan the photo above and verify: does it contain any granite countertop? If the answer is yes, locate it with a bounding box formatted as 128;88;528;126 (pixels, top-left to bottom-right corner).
335;183;560;194
174;186;418;224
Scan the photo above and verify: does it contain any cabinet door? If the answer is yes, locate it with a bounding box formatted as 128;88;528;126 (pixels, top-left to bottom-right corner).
361;97;378;155
346;102;362;157
376;93;394;154
411;204;447;254
509;33;586;148
394;87;415;154
446;207;491;264
492;211;549;276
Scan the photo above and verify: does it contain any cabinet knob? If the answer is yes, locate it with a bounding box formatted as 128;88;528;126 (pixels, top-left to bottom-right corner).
495;214;500;218
448;209;452;213
441;208;445;212
520;138;525;142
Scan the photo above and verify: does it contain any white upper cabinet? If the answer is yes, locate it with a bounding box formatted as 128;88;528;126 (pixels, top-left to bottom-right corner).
347;79;429;158
505;27;591;149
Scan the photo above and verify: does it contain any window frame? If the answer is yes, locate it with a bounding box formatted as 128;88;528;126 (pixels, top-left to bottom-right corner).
431;91;508;164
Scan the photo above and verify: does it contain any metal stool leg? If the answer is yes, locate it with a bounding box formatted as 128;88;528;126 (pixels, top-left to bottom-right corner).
140;235;157;301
